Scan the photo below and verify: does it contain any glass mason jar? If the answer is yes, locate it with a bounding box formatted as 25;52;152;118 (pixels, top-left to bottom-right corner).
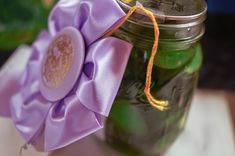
96;0;207;156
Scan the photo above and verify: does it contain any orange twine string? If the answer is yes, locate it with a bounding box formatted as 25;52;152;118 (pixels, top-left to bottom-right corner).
105;6;169;111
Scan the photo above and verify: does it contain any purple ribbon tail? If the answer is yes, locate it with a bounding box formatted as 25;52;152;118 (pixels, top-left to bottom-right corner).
0;46;31;117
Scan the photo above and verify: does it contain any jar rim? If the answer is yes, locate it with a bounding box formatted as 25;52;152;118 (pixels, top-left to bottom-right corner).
117;0;207;26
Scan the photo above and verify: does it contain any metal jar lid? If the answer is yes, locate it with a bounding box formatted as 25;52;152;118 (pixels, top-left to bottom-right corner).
116;0;207;45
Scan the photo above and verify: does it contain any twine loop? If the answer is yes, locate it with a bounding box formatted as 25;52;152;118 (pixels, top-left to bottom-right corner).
105;6;169;111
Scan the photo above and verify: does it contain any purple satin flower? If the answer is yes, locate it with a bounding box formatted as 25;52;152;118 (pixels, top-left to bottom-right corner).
0;0;132;151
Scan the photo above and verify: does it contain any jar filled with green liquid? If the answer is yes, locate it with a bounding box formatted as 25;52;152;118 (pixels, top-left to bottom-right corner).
97;0;207;156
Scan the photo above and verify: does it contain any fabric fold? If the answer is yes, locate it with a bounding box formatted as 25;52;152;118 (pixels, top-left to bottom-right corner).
77;37;132;116
49;0;126;45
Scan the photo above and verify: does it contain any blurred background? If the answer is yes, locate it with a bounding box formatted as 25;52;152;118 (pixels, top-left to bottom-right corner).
200;0;235;91
0;0;234;156
0;0;55;62
199;0;235;131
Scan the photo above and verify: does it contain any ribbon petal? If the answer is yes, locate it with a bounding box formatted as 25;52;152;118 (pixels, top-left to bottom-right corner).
10;88;52;142
77;37;132;116
49;0;80;36
9;31;53;142
43;93;103;151
22;31;52;88
49;0;125;45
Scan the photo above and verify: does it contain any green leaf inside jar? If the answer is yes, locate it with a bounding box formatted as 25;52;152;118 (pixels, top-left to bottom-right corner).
108;99;148;136
154;45;196;70
184;44;203;74
151;43;202;89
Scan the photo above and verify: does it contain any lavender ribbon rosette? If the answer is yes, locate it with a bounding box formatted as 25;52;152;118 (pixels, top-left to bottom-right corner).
0;0;133;151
